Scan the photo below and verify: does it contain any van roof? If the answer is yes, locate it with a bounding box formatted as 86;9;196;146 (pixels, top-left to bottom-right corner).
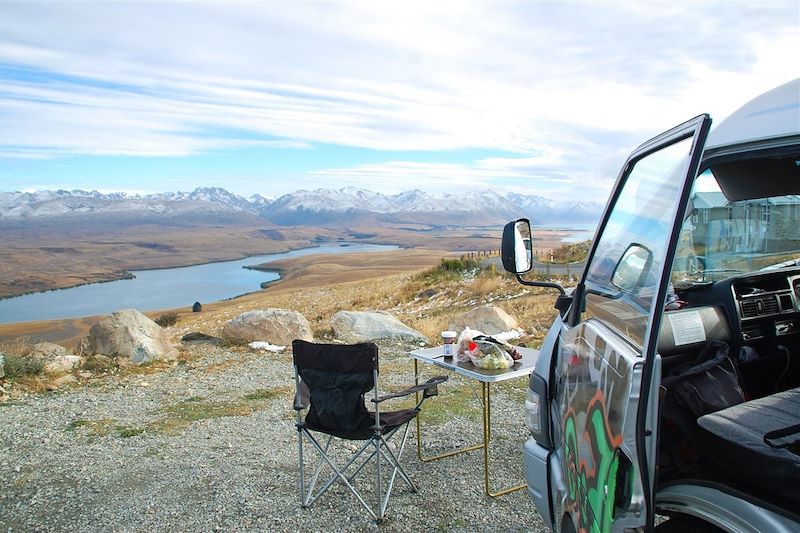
705;78;800;153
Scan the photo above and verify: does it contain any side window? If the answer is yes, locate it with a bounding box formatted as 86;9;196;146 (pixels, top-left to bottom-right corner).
582;136;694;349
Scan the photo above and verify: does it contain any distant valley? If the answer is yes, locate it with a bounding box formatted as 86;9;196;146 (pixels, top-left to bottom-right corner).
0;186;601;300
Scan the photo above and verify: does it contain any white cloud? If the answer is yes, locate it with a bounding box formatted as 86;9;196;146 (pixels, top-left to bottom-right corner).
0;1;797;197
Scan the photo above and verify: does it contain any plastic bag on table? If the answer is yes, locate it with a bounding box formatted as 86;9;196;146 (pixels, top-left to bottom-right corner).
474;334;522;361
456;327;484;362
468;338;515;369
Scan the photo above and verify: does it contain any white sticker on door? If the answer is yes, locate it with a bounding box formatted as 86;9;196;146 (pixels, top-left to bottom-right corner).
669;311;707;346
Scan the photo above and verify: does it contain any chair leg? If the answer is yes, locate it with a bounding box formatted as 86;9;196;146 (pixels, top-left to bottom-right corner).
300;429;379;521
383;423;417;492
375;437;383;521
298;425;418;523
301;432;334;507
297;424;305;506
312;438;371;503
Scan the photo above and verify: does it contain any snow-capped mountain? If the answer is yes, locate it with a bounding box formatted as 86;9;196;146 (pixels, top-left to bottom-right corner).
0;186;603;226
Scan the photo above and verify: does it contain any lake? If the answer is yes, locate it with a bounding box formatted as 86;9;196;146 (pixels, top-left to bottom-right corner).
0;242;398;324
534;222;597;243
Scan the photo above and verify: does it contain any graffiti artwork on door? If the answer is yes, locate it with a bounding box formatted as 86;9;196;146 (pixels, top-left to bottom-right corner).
558;321;636;533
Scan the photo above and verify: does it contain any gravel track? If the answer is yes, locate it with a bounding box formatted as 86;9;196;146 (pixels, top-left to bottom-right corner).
0;341;547;532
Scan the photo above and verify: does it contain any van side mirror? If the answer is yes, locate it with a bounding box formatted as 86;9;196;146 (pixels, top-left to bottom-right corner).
501;218;566;296
501;218;533;274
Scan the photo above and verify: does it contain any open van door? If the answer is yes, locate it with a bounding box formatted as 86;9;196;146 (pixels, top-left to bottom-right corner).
552;115;711;533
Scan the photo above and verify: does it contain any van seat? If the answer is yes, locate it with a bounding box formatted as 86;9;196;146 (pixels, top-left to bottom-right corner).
697;387;800;505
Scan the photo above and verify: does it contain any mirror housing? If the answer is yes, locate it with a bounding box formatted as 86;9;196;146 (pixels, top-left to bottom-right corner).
501;218;533;274
501;218;566;296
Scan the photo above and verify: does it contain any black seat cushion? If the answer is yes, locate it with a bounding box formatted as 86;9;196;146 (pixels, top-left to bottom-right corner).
697;387;800;503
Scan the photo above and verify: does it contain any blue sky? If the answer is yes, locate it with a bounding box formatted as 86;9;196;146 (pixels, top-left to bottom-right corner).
0;1;797;200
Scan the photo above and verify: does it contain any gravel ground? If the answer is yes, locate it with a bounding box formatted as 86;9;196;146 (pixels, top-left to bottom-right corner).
0;341;547;532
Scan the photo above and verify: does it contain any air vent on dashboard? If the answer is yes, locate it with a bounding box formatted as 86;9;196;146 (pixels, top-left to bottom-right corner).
763;295;779;315
740;300;759;318
740;295;780;319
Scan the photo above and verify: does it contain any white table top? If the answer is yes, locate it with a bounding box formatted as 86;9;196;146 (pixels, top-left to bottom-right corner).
409;345;539;383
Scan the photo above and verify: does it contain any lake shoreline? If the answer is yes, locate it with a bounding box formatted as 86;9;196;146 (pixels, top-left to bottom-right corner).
0;242;400;325
0;242;325;302
0;248;451;347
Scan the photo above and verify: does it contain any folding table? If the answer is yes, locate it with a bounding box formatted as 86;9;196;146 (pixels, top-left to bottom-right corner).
409;345;539;497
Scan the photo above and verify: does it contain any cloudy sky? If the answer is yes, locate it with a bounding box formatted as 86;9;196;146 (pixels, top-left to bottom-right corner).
0;1;797;201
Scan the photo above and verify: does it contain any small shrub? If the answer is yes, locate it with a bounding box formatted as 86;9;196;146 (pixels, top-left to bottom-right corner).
242;389;279;401
154;312;178;327
2;353;44;379
415;257;481;284
83;355;116;372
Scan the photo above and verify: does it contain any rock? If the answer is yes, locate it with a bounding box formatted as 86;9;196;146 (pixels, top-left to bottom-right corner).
181;332;223;345
0;352;4;379
222;309;313;345
43;355;83;375
448;304;519;335
53;374;78;387
330;311;427;343
29;342;68;362
80;309;179;364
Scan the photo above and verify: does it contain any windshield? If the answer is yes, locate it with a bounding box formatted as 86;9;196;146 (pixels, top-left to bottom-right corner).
673;169;800;285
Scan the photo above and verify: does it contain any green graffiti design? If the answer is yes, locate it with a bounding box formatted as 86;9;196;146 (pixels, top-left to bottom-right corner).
562;391;623;533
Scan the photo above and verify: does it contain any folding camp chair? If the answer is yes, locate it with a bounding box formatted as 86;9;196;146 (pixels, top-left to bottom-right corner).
292;339;447;522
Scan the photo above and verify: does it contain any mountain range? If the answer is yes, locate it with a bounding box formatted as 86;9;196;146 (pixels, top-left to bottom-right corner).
0;186;603;226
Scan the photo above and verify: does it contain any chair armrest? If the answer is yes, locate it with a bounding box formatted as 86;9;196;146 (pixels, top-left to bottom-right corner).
371;375;448;403
294;381;310;411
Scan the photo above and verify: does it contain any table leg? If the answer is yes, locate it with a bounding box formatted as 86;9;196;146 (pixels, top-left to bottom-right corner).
482;382;526;497
414;359;484;462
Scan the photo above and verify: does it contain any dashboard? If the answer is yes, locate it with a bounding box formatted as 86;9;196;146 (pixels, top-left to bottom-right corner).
675;268;800;345
731;271;800;341
675;268;800;397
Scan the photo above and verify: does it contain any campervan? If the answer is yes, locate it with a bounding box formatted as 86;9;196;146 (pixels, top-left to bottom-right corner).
501;79;800;532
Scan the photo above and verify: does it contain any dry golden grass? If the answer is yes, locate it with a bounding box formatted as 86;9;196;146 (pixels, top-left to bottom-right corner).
176;258;562;351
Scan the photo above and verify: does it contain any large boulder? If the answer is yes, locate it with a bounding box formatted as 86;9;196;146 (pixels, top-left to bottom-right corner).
80;309;179;364
331;311;427;343
222;309;313;345
448;304;519;335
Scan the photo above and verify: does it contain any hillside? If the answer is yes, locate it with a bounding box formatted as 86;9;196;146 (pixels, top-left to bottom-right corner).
0;254;564;392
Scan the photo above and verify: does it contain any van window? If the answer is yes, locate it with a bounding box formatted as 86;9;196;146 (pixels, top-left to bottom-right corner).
583;136;694;348
674;168;800;285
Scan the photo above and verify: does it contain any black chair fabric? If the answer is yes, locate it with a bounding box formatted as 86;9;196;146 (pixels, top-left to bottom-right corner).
293;340;407;439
